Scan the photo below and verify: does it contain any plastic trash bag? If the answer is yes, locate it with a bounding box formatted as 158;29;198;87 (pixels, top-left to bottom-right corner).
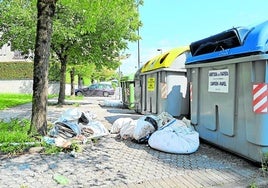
83;111;97;122
78;112;89;125
99;100;123;107
157;112;174;128
119;120;137;139
55;121;81;138
49;108;107;140
55;108;82;124
133;115;158;143
86;121;109;138
110;118;134;134
148;119;199;154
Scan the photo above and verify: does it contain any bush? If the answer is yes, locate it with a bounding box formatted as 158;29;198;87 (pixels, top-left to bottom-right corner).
0;62;33;79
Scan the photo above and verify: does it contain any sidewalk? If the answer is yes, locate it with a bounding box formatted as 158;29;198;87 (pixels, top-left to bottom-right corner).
0;96;267;188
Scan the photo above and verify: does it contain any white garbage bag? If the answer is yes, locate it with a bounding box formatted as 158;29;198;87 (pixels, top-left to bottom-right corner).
133;115;157;141
110;118;134;134
83;111;97;122
99;100;123;107
157;112;174;128
148;119;199;154
119;120;137;139
55;108;82;124
87;121;109;138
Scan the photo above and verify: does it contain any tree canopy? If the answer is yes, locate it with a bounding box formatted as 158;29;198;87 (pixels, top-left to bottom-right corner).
0;0;141;67
0;0;141;104
0;0;142;135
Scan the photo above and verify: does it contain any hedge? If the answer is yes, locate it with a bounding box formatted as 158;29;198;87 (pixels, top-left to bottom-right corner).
0;62;33;80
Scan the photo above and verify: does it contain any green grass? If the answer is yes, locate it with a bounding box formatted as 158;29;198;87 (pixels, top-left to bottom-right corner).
0;119;38;154
0;119;34;143
0;93;85;155
0;93;32;110
0;93;61;110
65;95;84;100
0;118;81;155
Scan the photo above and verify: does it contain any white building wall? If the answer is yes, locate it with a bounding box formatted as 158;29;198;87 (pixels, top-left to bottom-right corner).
0;43;15;62
0;42;32;62
0;80;73;95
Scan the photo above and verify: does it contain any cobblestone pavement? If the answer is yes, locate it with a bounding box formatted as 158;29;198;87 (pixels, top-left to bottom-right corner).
0;96;268;188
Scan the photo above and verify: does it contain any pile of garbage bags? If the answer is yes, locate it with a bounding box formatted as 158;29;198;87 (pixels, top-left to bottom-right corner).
99;99;123;108
44;108;109;148
111;112;199;154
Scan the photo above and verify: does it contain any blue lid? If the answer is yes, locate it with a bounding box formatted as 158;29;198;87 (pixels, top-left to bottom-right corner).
186;20;268;64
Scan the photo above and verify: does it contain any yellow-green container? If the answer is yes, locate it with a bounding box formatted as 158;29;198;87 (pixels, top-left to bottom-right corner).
136;46;190;117
120;74;135;109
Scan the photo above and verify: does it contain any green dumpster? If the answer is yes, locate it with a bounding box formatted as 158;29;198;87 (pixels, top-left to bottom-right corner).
120;74;135;109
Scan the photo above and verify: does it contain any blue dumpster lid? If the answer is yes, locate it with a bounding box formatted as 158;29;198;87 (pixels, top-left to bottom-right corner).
186;20;268;64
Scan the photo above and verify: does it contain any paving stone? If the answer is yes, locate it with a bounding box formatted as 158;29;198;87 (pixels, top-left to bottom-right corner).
0;97;267;187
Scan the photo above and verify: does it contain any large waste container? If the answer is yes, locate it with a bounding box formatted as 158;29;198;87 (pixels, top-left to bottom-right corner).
186;20;268;162
134;58;157;114
136;46;190;118
120;74;135;109
134;67;143;113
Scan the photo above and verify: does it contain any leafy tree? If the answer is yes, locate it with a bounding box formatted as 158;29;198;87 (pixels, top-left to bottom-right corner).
92;67;118;82
70;62;96;92
48;61;61;82
0;0;36;52
0;0;142;134
51;0;141;104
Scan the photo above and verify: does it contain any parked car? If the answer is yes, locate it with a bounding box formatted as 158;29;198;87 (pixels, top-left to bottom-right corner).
75;83;115;97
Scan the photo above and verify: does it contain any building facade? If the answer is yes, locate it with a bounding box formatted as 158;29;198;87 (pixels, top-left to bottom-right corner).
0;42;33;62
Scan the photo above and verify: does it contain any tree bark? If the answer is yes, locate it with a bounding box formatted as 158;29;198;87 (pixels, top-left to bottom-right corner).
78;74;84;88
70;67;75;96
58;55;67;105
29;0;56;136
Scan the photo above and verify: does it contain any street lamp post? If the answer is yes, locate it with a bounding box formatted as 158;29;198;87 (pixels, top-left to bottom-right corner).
137;1;141;69
138;28;140;69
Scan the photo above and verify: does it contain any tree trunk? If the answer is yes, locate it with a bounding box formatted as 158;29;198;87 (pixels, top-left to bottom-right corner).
70;67;75;96
78;74;83;89
30;0;56;136
58;55;67;105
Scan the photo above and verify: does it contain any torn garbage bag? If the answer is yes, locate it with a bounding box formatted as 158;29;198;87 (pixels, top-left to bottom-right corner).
148;119;199;154
133;115;159;143
48;108;109;142
110;118;137;139
83;121;109;139
56;108;82;123
55;121;81;139
110;118;134;134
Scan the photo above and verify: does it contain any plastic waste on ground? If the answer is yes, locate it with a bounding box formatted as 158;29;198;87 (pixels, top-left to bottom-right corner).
99;100;123;108
148;118;199;154
45;108;109;148
133;115;158;143
111;112;200;154
110;118;134;134
119;119;137;139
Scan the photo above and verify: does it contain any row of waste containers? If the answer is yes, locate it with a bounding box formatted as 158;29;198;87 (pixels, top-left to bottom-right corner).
120;20;268;163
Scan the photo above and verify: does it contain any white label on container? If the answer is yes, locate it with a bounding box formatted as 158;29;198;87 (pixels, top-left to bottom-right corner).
208;69;229;93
